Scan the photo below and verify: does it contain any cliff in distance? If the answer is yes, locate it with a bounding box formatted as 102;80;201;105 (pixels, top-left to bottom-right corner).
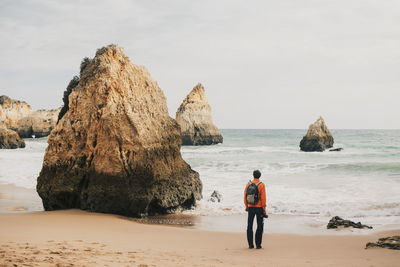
0;95;60;138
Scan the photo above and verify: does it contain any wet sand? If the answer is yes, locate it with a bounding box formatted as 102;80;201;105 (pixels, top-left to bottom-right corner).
3;183;399;236
0;210;399;267
0;184;42;213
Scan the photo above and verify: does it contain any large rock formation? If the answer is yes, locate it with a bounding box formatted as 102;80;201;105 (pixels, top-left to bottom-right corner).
176;83;223;145
0;123;25;149
0;95;60;138
37;44;202;217
300;117;334;152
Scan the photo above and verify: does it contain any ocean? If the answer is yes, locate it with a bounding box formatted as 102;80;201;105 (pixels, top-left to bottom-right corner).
181;130;400;226
1;129;399;229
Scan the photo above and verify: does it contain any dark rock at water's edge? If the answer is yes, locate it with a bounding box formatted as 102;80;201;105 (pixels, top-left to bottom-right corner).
329;148;343;152
300;117;334;152
176;83;223;146
0;123;25;149
327;216;372;229
37;44;202;218
182;134;223;146
366;236;400;250
208;190;222;203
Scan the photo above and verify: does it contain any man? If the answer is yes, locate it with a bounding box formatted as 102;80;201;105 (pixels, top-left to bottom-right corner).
244;170;267;249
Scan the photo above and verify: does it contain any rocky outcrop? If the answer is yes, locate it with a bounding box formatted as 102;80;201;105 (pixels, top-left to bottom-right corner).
0;95;32;130
176;83;223;145
0;95;60;138
37;44;202;217
16;109;60;138
208;190;222;203
0;123;25;149
300;117;334;152
327;216;372;229
366;236;400;250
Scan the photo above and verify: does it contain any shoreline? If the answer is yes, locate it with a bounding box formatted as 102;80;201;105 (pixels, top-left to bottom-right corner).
1;183;399;265
0;210;399;266
1;182;400;235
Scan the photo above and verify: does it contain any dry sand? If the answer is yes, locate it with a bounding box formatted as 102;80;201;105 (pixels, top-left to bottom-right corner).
0;210;398;267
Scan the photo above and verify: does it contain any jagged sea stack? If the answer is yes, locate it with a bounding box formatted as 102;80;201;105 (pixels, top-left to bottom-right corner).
176;83;223;145
37;45;202;217
300;117;334;152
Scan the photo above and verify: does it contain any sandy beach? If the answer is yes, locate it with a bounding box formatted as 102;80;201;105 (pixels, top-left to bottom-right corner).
2;1;400;266
0;209;398;267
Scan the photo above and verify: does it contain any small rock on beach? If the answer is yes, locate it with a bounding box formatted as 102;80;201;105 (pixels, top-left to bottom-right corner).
366;236;400;250
327;216;372;229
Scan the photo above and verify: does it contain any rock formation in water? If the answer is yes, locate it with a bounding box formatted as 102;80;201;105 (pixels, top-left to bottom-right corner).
0;95;60;138
176;83;223;145
327;216;372;229
208;190;222;203
300;117;334;152
0;123;25;149
366;236;400;250
37;44;202;217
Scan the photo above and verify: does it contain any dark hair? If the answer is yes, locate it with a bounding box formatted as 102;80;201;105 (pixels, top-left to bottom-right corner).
253;170;261;179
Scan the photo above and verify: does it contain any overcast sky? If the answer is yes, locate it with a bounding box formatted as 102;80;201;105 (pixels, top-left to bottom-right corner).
1;0;399;129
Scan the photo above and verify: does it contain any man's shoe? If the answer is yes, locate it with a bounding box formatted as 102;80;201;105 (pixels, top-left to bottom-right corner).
256;246;262;249
249;245;254;249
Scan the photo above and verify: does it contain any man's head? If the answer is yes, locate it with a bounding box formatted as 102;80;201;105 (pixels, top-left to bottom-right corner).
253;170;261;179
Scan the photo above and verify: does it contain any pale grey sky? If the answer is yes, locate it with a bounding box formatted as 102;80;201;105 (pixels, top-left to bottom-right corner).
1;0;399;129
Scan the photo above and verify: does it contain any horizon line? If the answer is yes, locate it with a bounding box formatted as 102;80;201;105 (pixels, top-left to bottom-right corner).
220;128;400;130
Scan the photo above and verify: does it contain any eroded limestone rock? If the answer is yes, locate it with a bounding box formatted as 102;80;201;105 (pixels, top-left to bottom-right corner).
17;109;60;138
0;95;32;130
37;44;202;217
300;117;334;152
0;123;25;149
176;83;223;145
0;95;59;138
